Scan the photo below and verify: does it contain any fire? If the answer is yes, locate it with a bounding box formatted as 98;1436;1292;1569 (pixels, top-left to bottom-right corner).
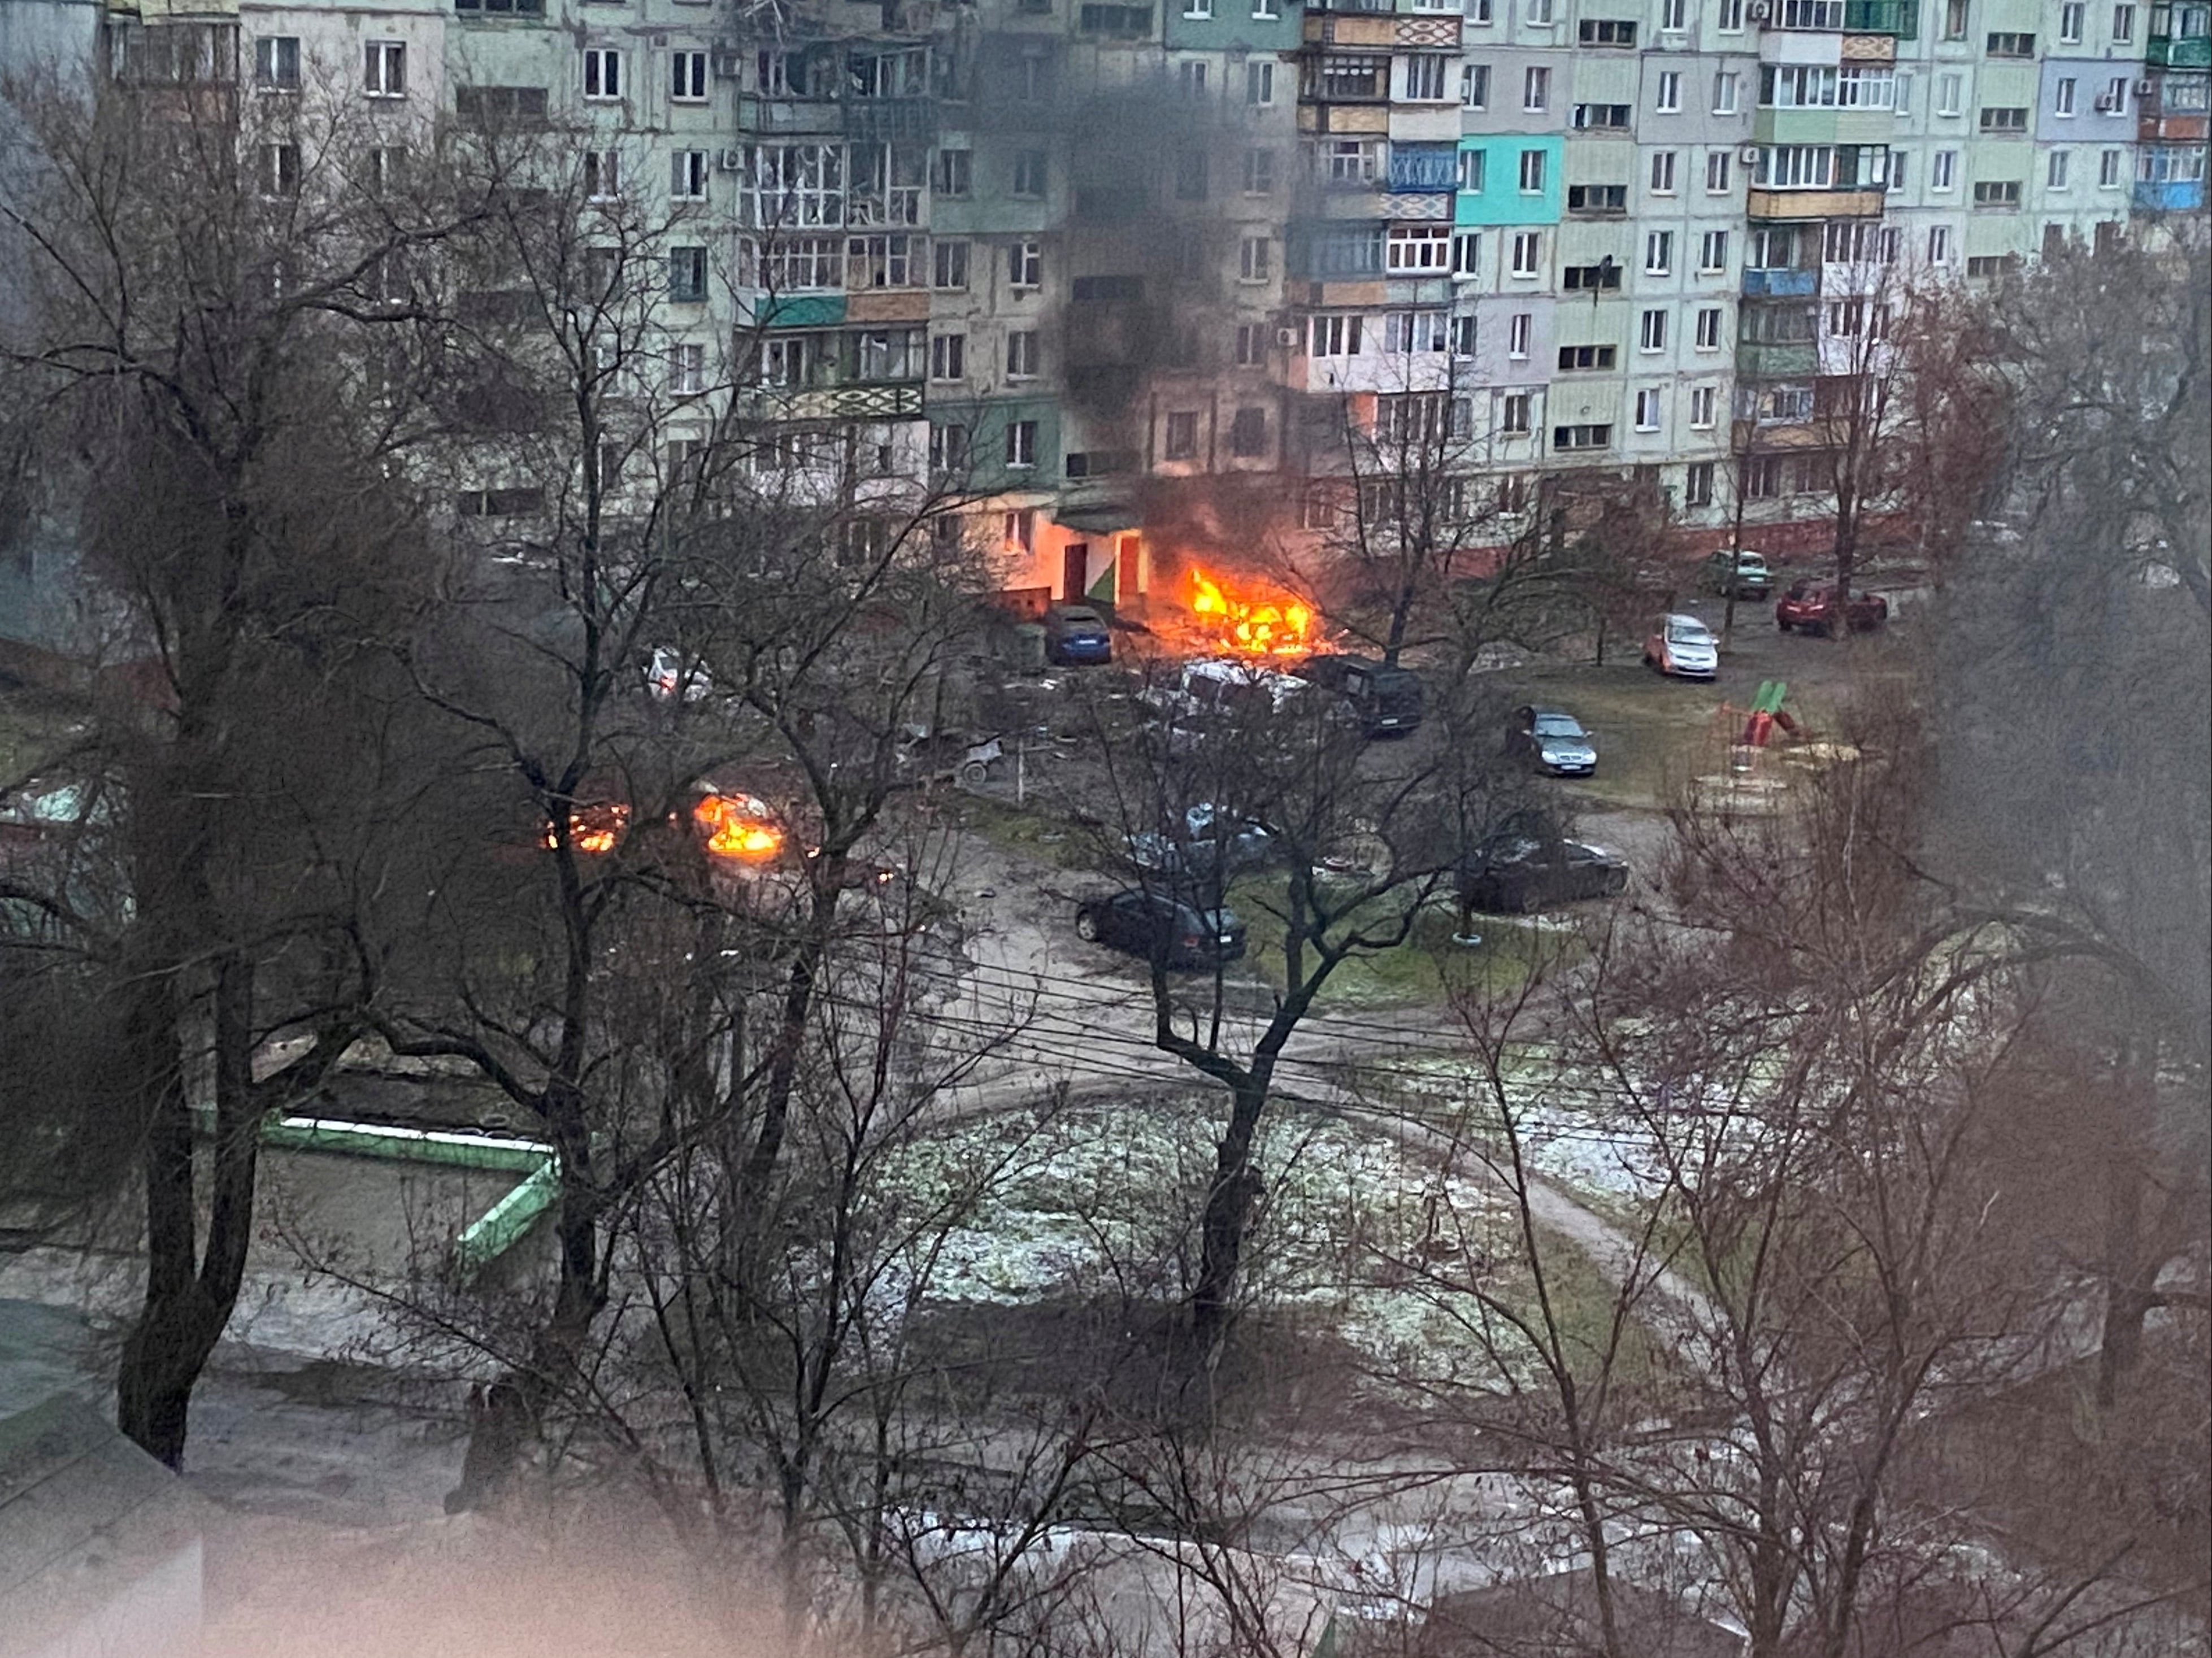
1187;568;1315;656
692;791;785;861
546;802;629;855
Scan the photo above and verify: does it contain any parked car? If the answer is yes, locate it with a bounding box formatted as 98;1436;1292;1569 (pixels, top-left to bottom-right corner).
1127;803;1274;882
1700;548;1773;600
1292;653;1426;738
1042;603;1113;665
1644;614;1720;679
645;646;712;703
1505;706;1598;777
1774;582;1889;636
1458;820;1629;915
1074;888;1248;968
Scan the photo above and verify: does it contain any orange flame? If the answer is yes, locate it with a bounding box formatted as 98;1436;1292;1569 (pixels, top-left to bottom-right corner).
546;802;629;855
1188;568;1315;657
692;792;785;862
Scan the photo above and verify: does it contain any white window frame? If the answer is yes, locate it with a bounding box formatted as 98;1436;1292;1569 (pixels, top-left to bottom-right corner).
255;35;301;91
1936;73;1962;117
1652;150;1678;193
1699;229;1728;272
1519;147;1546;192
1451;230;1483;276
1713;72;1740;115
671;50;709;103
584;47;623;101
1718;0;1746;27
364;40;406;99
673;149;709;201
1640;308;1667;352
1510;230;1542;277
1248;61;1276;106
1524;66;1550;112
1645;230;1674;274
1006;330;1040;378
1931;149;1958;190
1462;64;1490;109
1657;71;1681;113
1634;388;1662;431
1706;151;1732;193
1689;385;1716;428
2048;148;2071;188
1694;306;1722;350
670;342;706;395
1507;312;1532;358
1239;236;1274;281
2060;0;2084;37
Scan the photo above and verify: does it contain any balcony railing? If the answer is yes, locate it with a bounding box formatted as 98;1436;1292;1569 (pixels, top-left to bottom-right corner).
2148;32;2212;64
1742;266;1819;296
2135;176;2207;209
1737;341;1819;378
1387;145;1458;193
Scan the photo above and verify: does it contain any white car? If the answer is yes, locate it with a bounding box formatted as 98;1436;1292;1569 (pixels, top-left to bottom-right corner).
1644;614;1719;680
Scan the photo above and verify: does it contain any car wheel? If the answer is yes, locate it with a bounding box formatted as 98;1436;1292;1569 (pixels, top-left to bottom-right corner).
1605;868;1628;896
1518;887;1542;915
958;759;990;789
1075;909;1101;943
1776;616;1791;632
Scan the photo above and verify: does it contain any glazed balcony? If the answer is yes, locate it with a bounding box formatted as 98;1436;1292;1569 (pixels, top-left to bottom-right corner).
1742;266;1819;296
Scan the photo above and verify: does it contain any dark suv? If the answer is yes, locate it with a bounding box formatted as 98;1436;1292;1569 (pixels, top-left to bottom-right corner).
1074;889;1248;968
1292;654;1424;738
1458;818;1629;915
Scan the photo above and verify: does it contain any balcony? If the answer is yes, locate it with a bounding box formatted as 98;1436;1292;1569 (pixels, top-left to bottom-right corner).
1842;0;1919;36
2148;32;2212;66
2135;176;2207;209
1736;340;1819;378
844;97;937;145
1746;186;1887;219
737;95;844;136
740;382;924;423
1387;144;1459;193
1742;266;1819;296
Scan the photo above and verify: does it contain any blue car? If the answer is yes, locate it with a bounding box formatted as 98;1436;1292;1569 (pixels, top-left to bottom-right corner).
1043;604;1112;665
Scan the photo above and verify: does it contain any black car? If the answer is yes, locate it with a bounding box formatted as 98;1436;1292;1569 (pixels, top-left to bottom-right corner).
1458;825;1628;915
1505;706;1599;777
1074;889;1248;968
1292;654;1425;738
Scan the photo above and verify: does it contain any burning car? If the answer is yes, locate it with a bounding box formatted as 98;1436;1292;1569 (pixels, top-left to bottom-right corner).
1180;568;1319;659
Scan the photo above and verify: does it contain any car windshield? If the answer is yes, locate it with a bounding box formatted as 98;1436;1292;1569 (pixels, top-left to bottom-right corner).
1533;715;1585;738
1668;621;1714;645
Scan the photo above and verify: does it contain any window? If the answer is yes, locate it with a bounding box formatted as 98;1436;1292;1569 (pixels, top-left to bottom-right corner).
1937;73;1962;116
1706;151;1732;193
1405;54;1450;100
1175;151;1209;201
670;343;705;395
2048;149;2071;188
1510;230;1542;276
1553;423;1613;450
1756;145;1835;188
2100;147;2123;186
929;427;971;479
1508;312;1532;357
364;40;405;98
1663;0;1688;27
1463;64;1490;108
1449;314;1477;356
1987;29;2035;53
2113;3;2135;39
1979;106;2028;132
1896;72;1914;112
1232;323;1264;365
1009;240;1042;287
255;36;299;90
929;333;966;380
2056;78;2076;116
935;149;971;198
1229;407;1267;458
1077;4;1153;33
1718;0;1745;26
1384;310;1450;352
1452;231;1483;275
1713;73;1740;115
1568;183;1628;211
1645;232;1673;273
2104;75;2129;110
667;50;707;103
1006;330;1039;377
1524;67;1550;111
1248;60;1276;106
1012;151;1047;197
1315;55;1385;99
1178;60;1208;98
1574;103;1633;128
1827;297;1867;334
1640;308;1667;351
1244;149;1276;195
1689;385;1716;428
1461;150;1487;192
1387;225;1452;272
1528;0;1556;21
1320;138;1380;183
1635;389;1662;430
1558;343;1618;369
1942;0;1968;35
1932;150;1958;189
929;240;969;290
1184;0;1212;16
1519;149;1547;192
1501;391;1532;433
673;149;709;200
1927;224;1952;263
258;142;300;198
1162;411;1199;461
1470;0;1496;20
1696;307;1722;349
585;150;620;200
1652;150;1678;193
1005;421;1037;469
584;48;622;100
1973;179;2023;204
1239;236;1274;281
1254;0;1280;15
1699;230;1728;272
1684;461;1714;507
1657;71;1681;112
1563;262;1623;290
1310;314;1363;355
1964;253;2014;277
1579;18;1638;43
669;246;707;301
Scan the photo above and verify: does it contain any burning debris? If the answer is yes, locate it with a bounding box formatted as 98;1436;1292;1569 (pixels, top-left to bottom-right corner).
546;802;630;855
691;791;785;862
1184;568;1318;658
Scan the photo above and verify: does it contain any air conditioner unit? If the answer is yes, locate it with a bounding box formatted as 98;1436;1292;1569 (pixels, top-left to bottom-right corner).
717;147;745;171
2094;93;2119;111
1276;326;1300;346
1740;143;1761;163
1746;0;1772;19
712;47;744;78
2135;78;2155;95
650;33;669;49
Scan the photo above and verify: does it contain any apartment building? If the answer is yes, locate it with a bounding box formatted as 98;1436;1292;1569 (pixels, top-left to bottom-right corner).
8;0;2206;613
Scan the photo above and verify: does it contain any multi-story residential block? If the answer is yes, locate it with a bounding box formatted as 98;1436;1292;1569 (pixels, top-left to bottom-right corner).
4;0;2204;626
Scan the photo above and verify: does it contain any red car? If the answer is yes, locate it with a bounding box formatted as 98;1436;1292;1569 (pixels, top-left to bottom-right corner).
1775;581;1889;636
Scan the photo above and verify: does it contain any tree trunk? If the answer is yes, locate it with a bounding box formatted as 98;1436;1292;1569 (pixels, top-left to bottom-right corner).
1190;1082;1269;1356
